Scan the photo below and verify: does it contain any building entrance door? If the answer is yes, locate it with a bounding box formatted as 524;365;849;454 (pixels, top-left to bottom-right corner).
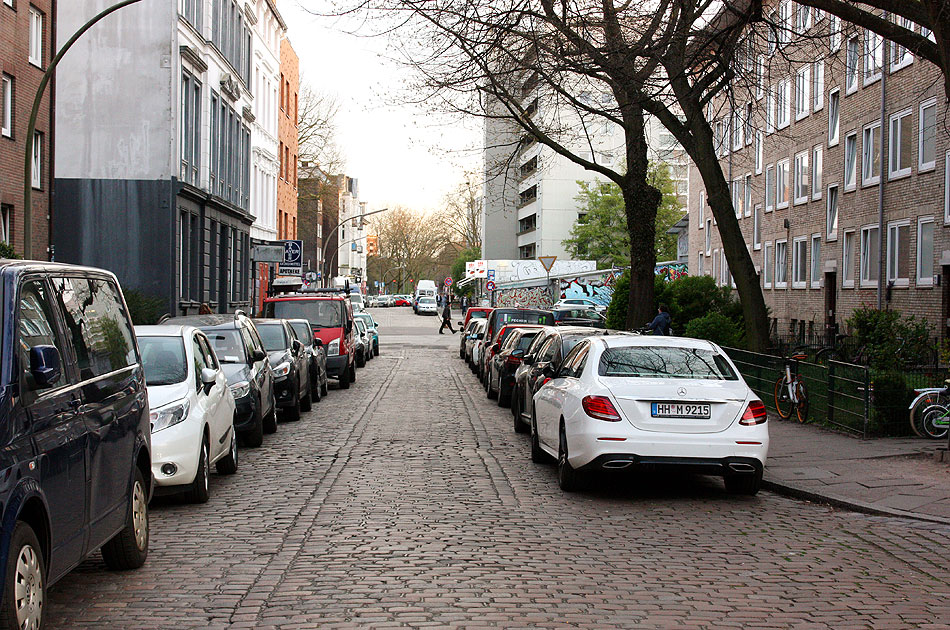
824;271;837;343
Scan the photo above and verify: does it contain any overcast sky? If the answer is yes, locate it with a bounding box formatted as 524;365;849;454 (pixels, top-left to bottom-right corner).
280;1;482;214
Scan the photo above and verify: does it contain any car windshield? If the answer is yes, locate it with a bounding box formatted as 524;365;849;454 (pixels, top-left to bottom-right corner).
290;322;313;345
269;300;344;328
256;324;287;351
205;329;246;363
138;336;187;386
599;346;739;380
356;314;375;328
349;295;363;304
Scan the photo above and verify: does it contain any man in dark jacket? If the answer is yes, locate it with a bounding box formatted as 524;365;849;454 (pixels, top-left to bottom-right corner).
647;305;672;336
439;300;457;334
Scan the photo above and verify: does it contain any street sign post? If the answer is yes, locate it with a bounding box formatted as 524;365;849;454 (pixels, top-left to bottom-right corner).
444;276;453;287
537;256;557;304
278;240;303;276
486;280;496;292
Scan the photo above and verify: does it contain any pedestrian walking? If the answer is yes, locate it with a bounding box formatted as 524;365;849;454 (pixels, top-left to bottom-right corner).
439;300;457;334
647;305;672;336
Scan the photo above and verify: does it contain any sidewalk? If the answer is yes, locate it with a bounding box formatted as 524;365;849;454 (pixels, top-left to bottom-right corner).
764;417;950;524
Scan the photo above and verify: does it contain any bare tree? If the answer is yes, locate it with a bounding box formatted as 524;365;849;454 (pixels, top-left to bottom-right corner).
372;206;449;292
437;171;482;250
297;83;346;178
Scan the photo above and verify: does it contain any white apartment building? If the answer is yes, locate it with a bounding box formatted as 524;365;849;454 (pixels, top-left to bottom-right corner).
336;178;368;282
248;0;285;242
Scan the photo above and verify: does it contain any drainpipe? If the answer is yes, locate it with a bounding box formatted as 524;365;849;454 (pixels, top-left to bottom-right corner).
876;13;888;309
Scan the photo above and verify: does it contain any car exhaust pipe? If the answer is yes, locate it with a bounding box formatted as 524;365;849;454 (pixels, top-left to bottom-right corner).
728;462;756;473
602;460;633;469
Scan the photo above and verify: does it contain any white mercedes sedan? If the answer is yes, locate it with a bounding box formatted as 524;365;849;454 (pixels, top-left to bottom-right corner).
530;335;768;495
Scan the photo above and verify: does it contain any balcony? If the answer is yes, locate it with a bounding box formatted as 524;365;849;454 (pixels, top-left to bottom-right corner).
517;185;537;209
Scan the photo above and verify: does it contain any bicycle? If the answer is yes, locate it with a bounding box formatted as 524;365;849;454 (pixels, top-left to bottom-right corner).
908;383;950;438
774;352;809;423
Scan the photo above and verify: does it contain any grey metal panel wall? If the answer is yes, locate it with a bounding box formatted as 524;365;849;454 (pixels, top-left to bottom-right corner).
52;178;175;312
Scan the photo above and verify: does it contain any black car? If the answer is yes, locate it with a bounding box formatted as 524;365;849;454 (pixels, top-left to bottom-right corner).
288;319;329;401
165;312;276;446
511;326;606;433
487;327;544;408
253;319;311;421
478;308;554;385
551;307;607;328
0;262;152;628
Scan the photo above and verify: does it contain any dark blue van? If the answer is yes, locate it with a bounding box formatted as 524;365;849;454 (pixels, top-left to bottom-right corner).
0;262;151;629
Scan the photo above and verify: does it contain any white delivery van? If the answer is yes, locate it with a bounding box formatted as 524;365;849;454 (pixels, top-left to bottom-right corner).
414;280;437;313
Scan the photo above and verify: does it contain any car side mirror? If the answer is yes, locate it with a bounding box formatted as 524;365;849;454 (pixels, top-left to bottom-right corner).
200;367;217;393
512;349;525;358
292;339;303;355
29;345;61;388
252;348;267;362
313;338;323;346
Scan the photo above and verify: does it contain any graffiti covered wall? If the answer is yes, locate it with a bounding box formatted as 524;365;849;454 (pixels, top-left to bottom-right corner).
495;287;553;308
558;276;614;307
655;262;688;282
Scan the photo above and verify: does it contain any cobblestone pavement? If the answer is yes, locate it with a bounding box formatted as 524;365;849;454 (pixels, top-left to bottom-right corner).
48;308;950;629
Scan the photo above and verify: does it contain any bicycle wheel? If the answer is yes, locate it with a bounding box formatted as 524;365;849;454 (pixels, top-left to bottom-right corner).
794;378;809;423
774;376;793;419
921;404;950;439
815;347;838;366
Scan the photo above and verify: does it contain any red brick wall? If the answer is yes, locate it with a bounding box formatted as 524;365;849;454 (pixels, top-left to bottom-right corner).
278;37;298;240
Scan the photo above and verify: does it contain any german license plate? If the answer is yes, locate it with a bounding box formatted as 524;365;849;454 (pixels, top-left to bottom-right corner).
651;402;711;419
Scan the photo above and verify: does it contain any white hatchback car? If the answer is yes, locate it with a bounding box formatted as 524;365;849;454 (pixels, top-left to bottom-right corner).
553;298;607;313
137;325;238;503
531;335;768;495
417;296;439;315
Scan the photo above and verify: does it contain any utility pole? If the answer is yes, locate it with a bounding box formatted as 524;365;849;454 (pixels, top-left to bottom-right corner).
23;0;144;259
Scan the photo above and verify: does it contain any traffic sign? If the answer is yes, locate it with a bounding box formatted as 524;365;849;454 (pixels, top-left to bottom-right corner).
487;269;495;281
253;245;284;263
444;276;453;286
486;280;496;292
538;255;557;272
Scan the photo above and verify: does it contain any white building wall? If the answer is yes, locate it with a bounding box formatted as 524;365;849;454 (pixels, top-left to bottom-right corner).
249;0;283;241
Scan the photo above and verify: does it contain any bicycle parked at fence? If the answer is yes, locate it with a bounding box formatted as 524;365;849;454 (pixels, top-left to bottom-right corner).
814;333;937;368
774;352;809;423
908;382;950;439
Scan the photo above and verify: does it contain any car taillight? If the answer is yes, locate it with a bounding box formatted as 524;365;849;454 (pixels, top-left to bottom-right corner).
739;400;768;425
582;395;621;422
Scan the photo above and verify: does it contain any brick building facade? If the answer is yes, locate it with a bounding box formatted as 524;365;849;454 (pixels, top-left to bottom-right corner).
1;0;54;259
278;36;298;240
689;4;950;341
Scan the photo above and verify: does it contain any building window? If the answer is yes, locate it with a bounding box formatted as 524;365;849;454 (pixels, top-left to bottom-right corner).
1;75;11;138
712;249;720;285
793;151;809;204
732;179;741;218
891;17;914;71
698;190;704;224
698;252;704;275
864;30;883;84
795;66;809;120
28;7;42;68
842;230;855;287
518;243;536;259
776;78;790;128
778;1;791;46
812;60;824;111
764;241;774;288
756;55;765;99
917;217;934;286
844;131;857;190
888;108;913;180
830;15;841;52
31;131;41;189
744;102;753;146
744;174;752;217
753;204;762;250
812;146;822;200
845;36;859;93
862;121;881;186
860;225;880;287
765;164;775;212
0;205;10;245
180;72;201;187
886;221;910;287
810;235;822;288
179;212;189;299
180;0;201;31
732;110;742;151
705;218;711;254
792;237;808;288
919;98;937;171
828;88;840;145
776;158;789;209
946;151;950;224
775;239;788;288
766;89;774;133
826;184;839;240
796;3;811;32
755;131;763;174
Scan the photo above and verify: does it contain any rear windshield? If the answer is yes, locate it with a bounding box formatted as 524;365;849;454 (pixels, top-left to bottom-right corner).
267;300;344;328
599;346;738;380
555;309;601;320
494;310;553;327
206;329;246;364
420;297;435;304
290;322;312;344
256;324;287;351
138;336;187;386
469;311;488;319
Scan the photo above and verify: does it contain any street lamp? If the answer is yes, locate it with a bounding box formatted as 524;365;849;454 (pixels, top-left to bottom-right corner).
23;0;145;259
321;207;388;286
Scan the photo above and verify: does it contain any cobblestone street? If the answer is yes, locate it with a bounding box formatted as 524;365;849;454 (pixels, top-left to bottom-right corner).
48;309;950;629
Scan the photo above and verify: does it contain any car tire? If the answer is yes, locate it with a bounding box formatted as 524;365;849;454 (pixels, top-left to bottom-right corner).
216;429;239;475
263;406;278;434
101;467;149;570
512;393;528;434
724;471;762;496
241;408;264;448
530;413;548;464
321;378;329;397
339;363;351;389
183;440;211;504
0;521;45;630
312;377;321;402
497;382;510;408
356;350;366;368
300;383;312;412
374;343;379;357
285;388;302;421
487;369;498;400
349;363;357;384
557;425;583;492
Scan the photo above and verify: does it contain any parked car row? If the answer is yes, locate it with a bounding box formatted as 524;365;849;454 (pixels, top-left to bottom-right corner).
456;306;770;496
372;295;411;307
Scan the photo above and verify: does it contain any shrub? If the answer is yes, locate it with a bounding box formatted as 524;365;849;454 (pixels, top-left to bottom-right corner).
0;242;20;259
846;305;934;370
605;271;631;329
122;289;167;325
869;372;915;436
683;312;743;348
